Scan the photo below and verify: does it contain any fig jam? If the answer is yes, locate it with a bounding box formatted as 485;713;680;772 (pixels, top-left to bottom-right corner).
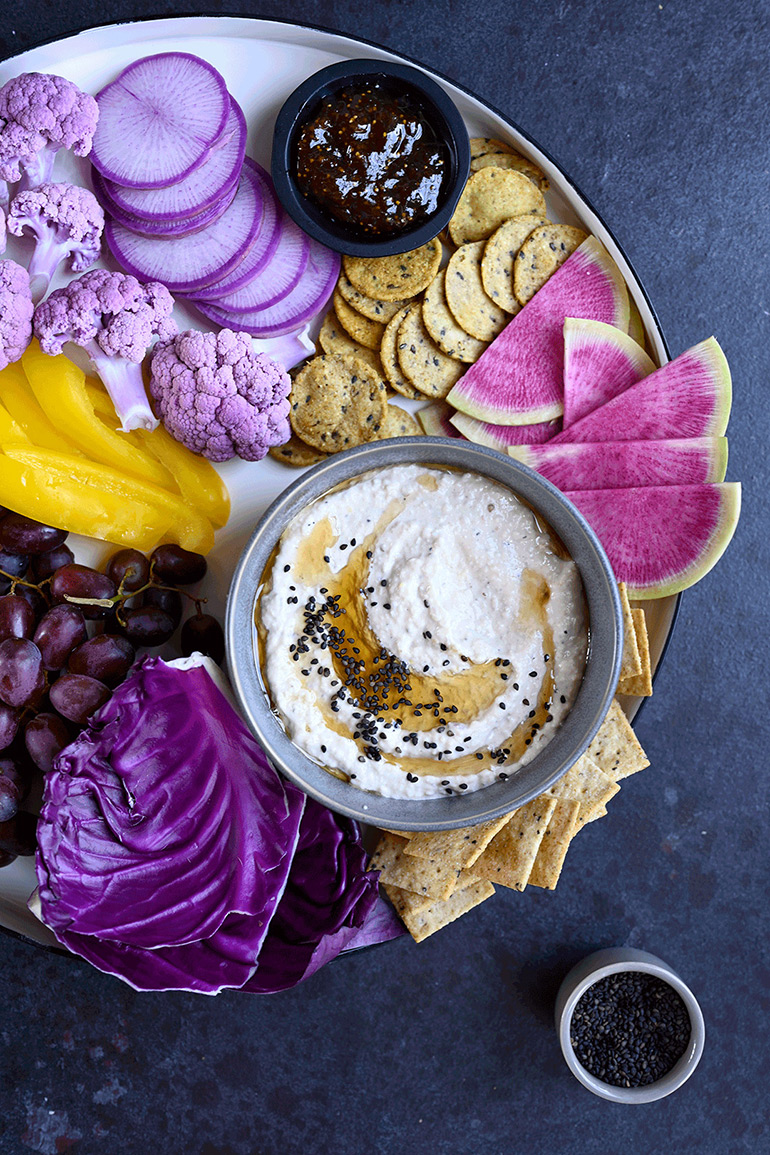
294;83;448;237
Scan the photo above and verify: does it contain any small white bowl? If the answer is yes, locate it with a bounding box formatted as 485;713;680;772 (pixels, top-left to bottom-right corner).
555;947;706;1103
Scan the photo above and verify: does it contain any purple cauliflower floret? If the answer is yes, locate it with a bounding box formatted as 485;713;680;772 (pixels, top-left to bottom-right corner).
33;268;176;431
0;73;99;189
149;329;291;462
7;182;104;303
0;258;33;370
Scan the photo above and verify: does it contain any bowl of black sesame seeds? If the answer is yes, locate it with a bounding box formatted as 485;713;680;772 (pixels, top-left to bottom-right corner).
555;947;705;1102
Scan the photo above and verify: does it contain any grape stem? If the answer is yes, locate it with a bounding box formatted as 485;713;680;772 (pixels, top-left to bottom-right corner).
0;570;52;601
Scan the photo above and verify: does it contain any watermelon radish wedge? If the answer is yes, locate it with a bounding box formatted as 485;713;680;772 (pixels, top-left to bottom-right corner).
552;337;731;444
417;403;464;438
510;437;728;489
564;482;741;598
451;412;560;450
447;237;629;425
563;317;655;426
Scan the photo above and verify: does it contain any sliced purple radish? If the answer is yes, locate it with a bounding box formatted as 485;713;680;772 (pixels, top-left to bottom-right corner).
94;97;246;223
552;337;732;444
563;317;655;427
510;437;729;490
191;162;281;300
92;53;230;189
95;169;237;237
196;212;310;313
105;161;265;292
193;236;340;338
447;238;629;425
564;482;741;598
417;403;464;438
450;411;560;450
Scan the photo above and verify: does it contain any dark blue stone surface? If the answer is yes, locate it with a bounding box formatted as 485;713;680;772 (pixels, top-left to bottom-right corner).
1;3;768;1152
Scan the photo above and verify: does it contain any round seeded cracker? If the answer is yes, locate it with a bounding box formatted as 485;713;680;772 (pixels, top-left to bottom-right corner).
318;310;382;370
343;239;442;301
445;241;509;342
336;275;406;323
514;224;588;306
422;268;488;362
480;214;548;313
470;150;549;191
373;403;423;440
469;136;517;161
333;290;386;349
290;354;387;451
448;168;547;246
270;433;329;468
379;305;425;399
396;307;466;399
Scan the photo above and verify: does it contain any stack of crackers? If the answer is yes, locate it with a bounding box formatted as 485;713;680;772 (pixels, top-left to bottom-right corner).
271;138;592;468
371;583;654;943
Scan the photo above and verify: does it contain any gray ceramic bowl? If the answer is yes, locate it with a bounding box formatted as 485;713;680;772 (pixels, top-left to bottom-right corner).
226;437;622;830
555;948;706;1102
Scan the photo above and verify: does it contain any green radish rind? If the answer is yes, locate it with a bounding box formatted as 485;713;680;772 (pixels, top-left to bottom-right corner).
553;336;732;444
447;237;629;426
509;437;729;490
564;482;741;599
562;317;656;427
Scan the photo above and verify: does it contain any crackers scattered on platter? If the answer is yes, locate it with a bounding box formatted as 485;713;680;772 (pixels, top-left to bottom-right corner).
371;592;654;943
270;141;589;467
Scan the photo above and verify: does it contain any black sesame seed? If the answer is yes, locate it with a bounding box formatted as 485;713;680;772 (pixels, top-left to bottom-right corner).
499;702;506;710
283;564;290;572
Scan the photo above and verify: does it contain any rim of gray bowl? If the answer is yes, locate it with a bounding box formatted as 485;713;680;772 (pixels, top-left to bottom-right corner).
226;437;622;831
554;947;706;1103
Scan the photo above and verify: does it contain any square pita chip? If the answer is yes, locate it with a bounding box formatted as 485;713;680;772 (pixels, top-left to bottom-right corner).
618;582;642;679
387;879;495;943
370;832;463;901
586;700;650;781
402;812;515;870
547;752;620;821
468;795;557;891
617;609;653;697
528;799;581;890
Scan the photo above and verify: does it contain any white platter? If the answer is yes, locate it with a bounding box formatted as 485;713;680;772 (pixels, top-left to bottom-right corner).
0;17;676;948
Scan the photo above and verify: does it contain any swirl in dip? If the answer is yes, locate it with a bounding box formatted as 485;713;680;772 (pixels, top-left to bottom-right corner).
257;465;588;799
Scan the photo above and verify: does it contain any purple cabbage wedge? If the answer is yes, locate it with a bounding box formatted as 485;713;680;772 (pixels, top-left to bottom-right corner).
34;658;398;994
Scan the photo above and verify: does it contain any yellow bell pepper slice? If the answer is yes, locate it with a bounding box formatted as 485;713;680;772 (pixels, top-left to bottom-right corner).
21;342;177;492
0;452;173;552
2;443;215;555
0;399;30;445
0;362;83;455
85;380;230;529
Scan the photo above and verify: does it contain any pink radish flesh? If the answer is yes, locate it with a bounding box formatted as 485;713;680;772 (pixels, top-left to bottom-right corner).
450;412;560;449
92;53;230;189
511;437;729;490
104;160;266;292
417;404;464;438
95;97;246;222
191;161;281;300
562;316;655;426
193;212;309;313
193;237;340;338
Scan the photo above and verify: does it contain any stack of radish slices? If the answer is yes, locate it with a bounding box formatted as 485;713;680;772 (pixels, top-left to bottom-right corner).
90;53;339;340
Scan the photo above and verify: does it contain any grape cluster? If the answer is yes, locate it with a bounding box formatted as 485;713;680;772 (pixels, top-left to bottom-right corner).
0;507;225;868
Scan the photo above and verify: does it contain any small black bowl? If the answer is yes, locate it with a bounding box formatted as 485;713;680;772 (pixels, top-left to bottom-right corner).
271;58;471;257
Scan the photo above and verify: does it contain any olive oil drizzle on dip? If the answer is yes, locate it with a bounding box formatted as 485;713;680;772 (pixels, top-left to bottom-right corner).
256;466;587;799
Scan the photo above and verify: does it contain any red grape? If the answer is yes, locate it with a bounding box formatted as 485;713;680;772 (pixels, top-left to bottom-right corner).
49;673;110;724
0;759;25;822
151;545;207;585
0;550;28;595
25;713;72;773
120;606;176;646
0;703;20;751
31;543;75;582
143;586;183;628
68;635;135;686
0;514;67;555
181;613;225;665
13;583;48;621
34;604;88;671
104;548;150;592
50;564;116;619
0;638;45;708
0;594;36;642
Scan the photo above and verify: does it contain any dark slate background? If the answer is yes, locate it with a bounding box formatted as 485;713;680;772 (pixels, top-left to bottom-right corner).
1;3;769;1153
